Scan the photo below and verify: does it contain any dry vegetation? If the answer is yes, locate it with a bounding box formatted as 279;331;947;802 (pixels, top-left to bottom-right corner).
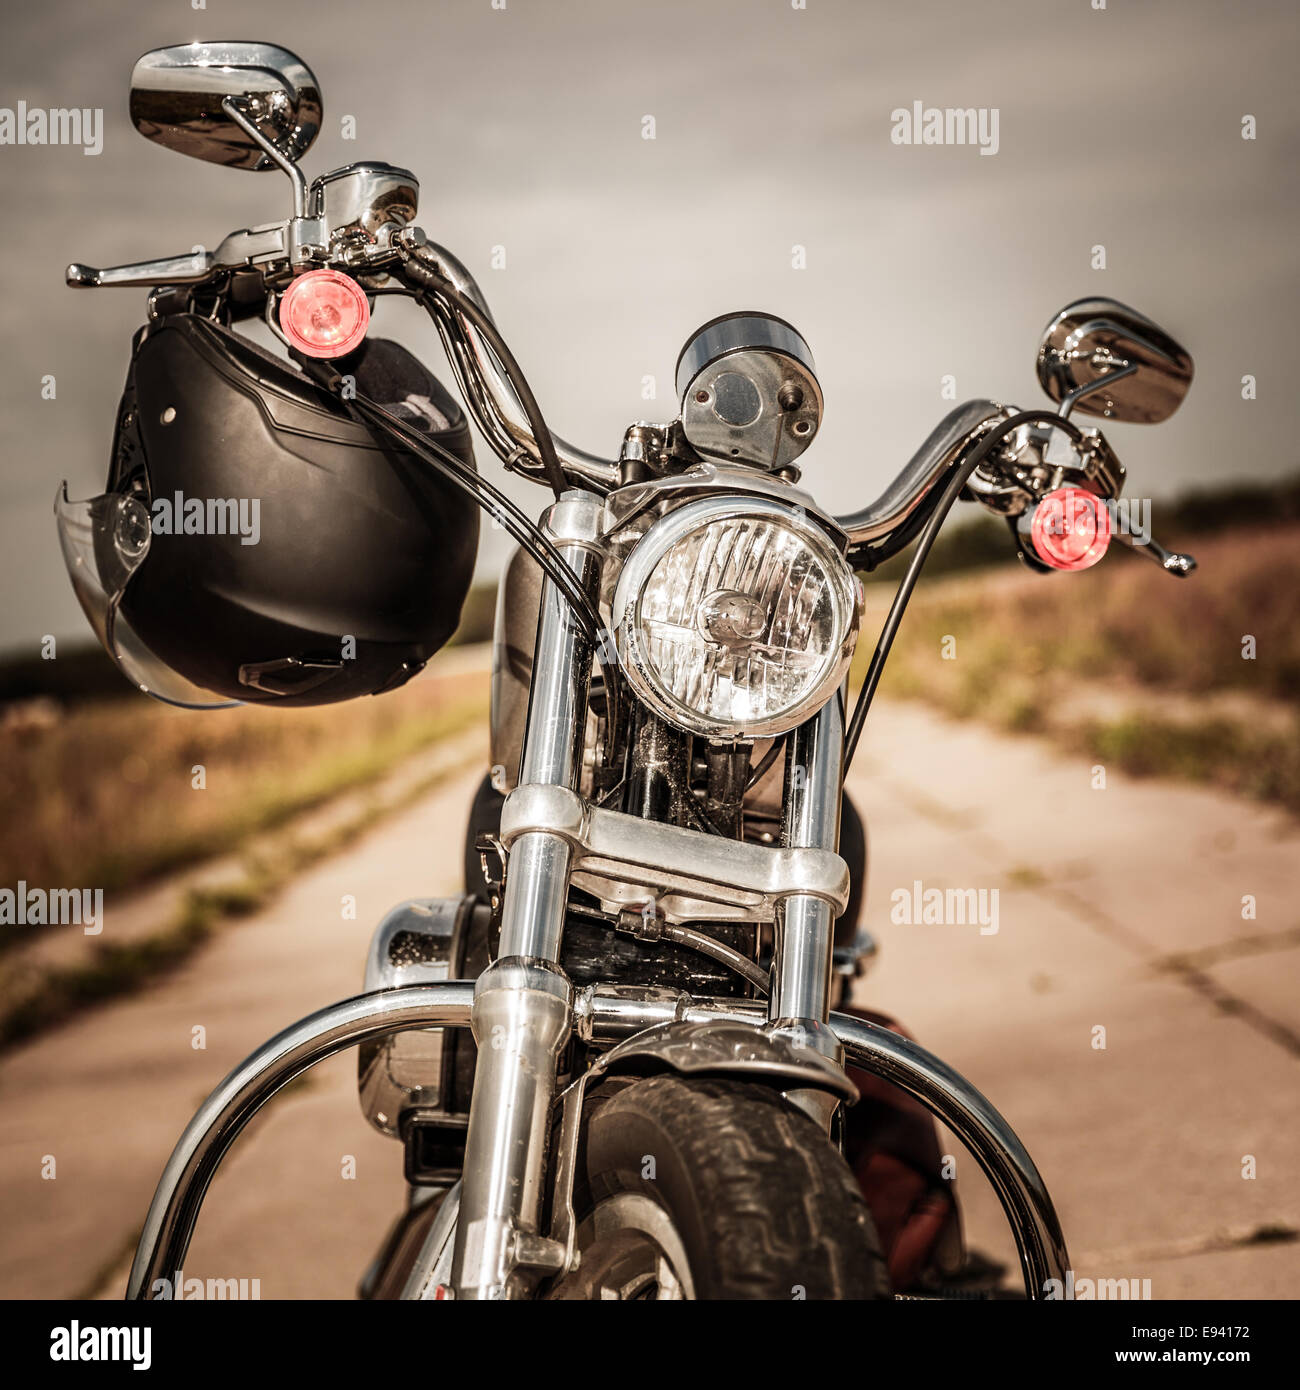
862;524;1300;811
0;661;487;910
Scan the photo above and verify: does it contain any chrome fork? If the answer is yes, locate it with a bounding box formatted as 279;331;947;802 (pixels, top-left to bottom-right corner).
768;694;846;1123
451;491;849;1295
450;490;602;1300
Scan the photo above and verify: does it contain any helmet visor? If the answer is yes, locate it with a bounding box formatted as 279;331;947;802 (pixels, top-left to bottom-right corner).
55;483;240;709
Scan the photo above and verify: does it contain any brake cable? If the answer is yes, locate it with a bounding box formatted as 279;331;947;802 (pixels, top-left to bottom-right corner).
744;732;787;792
842;409;1086;770
353;393;600;636
349;385;628;747
394;247;570;497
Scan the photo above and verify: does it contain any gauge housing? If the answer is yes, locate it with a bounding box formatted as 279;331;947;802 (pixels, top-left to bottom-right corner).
675;312;823;471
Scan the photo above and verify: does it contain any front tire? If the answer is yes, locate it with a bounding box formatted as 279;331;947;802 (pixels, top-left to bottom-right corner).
550;1074;891;1300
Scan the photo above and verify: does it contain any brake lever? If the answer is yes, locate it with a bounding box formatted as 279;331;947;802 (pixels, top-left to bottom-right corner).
1111;526;1197;576
66;223;290;290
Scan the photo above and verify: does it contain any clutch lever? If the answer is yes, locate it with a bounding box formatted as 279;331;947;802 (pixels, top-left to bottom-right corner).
67;251;214;289
66;222;291;290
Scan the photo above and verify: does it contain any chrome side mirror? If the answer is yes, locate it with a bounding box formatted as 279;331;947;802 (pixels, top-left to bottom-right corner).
129;42;322;172
1036;297;1193;424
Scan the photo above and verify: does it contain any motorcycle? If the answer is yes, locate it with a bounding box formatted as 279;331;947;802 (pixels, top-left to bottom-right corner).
59;41;1197;1301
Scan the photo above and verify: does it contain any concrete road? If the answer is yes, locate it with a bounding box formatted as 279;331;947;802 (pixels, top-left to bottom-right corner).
0;699;1296;1299
848;701;1300;1298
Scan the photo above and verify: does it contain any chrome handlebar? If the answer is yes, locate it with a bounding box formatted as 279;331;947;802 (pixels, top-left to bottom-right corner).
397;236;1017;527
832;398;1011;548
66;221;624;492
64;220;1184;566
62;206;1011;520
402;236;620;492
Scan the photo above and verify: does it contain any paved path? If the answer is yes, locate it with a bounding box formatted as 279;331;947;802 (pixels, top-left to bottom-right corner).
0;754;487;1300
1;700;1296;1299
846;701;1300;1298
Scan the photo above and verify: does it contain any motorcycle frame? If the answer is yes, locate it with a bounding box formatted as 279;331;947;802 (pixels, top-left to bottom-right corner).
125;483;1071;1301
449;487;863;1297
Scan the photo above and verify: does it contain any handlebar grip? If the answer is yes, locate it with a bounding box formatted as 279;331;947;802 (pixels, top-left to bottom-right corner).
1112;528;1197;576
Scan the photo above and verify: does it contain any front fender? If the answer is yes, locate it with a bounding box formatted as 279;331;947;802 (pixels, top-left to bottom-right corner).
587;1018;859;1102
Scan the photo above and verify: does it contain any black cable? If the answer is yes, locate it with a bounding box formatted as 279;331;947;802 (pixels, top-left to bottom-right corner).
849;486;947;573
395;254;569;497
427;283;569;495
842;409;1085;770
385;269;626;744
285;357;567;611
745;733;787;792
353;389;628;742
848;423;1014;574
359;390;628;730
347;391;601;640
307;295;629;753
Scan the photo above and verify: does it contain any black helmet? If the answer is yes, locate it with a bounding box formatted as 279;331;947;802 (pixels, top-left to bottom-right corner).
56;315;479;706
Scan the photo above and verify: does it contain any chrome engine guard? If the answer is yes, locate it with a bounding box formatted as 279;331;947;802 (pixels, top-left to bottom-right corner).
125;982;1068;1300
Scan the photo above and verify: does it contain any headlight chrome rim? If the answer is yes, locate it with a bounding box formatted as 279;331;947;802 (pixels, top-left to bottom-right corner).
612;495;860;739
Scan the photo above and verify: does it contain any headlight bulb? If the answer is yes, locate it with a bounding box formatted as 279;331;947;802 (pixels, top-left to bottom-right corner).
613;496;859;739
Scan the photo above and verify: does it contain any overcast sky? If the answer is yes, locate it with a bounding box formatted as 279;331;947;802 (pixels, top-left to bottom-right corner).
0;0;1294;658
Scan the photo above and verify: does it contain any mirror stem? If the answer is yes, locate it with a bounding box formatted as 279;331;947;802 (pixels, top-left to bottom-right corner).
220;98;325;266
221;98;309;220
1055;360;1138;421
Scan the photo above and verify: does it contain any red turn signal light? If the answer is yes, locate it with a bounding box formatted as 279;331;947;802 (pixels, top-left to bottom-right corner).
1025;487;1112;572
279;269;370;359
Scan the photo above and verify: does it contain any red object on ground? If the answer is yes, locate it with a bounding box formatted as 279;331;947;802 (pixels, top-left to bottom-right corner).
1029;486;1112;571
839;1004;961;1290
279;269;370;359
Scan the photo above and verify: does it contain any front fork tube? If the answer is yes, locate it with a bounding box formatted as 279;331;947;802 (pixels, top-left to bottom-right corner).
451;491;603;1300
769;694;847;1094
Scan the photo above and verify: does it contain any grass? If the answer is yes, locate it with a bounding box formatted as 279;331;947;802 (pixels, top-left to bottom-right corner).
1;915;214;1050
0;664;487;928
0;711;483;1052
1069;712;1300;812
860;522;1300;813
0;653;489;1048
873;524;1300;703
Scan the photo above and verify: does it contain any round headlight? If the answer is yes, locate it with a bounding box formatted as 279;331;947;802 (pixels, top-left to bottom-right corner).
613;496;860;739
